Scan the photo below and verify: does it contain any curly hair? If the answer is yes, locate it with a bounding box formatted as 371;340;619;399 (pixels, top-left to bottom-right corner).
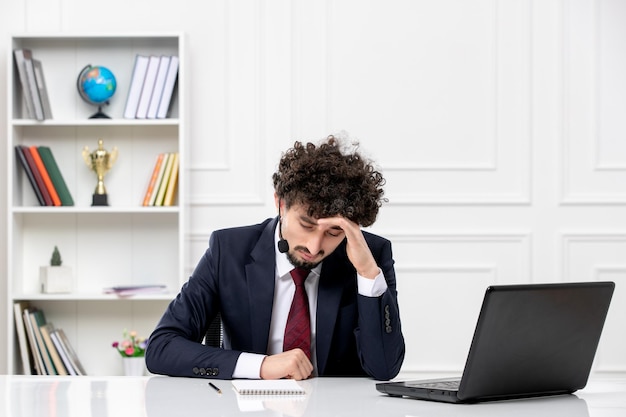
272;135;386;227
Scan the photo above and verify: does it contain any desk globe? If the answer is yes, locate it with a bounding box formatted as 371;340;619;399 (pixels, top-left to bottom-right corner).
77;65;117;119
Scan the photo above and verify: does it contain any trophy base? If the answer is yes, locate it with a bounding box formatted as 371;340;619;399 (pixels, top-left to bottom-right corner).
92;194;108;206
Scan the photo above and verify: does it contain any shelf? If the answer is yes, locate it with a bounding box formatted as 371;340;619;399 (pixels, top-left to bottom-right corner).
6;33;186;376
11;206;180;214
11;118;180;127
11;293;177;302
11;32;185;40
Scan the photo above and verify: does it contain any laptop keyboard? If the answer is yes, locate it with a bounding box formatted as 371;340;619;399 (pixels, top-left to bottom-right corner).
408;380;461;390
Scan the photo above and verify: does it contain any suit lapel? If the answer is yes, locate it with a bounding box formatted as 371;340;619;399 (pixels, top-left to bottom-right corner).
245;218;279;353
315;242;350;374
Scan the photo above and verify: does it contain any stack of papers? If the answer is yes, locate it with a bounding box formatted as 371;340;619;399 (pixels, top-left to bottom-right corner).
103;285;168;297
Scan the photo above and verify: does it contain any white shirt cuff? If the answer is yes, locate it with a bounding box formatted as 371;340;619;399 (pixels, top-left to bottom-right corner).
357;268;388;297
232;352;267;379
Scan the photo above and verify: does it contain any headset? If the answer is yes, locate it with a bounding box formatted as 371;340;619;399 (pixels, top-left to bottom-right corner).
277;199;289;253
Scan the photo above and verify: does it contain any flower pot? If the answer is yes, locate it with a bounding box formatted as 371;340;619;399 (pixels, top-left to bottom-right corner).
40;265;73;293
123;357;146;376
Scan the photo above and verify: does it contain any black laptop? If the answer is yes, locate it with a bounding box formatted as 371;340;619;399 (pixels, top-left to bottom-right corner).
376;281;615;403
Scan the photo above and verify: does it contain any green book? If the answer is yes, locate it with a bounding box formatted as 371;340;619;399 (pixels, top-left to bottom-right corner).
29;309;58;375
37;146;74;206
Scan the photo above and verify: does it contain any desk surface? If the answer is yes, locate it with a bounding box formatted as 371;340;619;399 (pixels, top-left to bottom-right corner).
2;374;625;417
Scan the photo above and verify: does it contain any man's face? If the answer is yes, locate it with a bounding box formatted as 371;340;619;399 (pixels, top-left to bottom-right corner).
280;202;346;270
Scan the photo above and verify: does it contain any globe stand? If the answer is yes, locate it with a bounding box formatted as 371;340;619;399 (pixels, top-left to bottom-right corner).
89;105;111;119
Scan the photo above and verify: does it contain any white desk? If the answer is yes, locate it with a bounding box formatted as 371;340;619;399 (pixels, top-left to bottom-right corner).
1;375;625;417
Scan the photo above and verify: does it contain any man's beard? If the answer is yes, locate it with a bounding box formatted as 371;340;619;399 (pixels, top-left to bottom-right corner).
286;246;324;271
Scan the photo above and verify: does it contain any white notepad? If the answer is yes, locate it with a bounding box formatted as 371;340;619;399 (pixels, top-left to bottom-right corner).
231;379;306;395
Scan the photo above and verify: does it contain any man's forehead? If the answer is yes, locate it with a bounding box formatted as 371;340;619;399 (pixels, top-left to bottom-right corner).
294;211;344;231
289;203;343;224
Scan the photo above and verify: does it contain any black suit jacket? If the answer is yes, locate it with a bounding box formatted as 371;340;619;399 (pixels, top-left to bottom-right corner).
145;217;405;380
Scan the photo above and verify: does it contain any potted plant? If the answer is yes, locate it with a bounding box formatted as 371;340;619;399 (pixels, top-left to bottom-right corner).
112;329;147;376
40;246;73;293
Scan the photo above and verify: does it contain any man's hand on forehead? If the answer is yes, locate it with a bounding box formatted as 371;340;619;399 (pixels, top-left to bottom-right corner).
318;216;379;279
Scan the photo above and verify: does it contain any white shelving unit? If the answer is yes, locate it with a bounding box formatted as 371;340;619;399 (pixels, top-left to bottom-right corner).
5;33;186;375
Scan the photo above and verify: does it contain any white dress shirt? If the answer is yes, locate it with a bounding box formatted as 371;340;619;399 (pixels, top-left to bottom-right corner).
231;224;388;379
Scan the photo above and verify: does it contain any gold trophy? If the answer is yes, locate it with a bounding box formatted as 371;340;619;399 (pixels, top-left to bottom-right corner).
82;139;118;206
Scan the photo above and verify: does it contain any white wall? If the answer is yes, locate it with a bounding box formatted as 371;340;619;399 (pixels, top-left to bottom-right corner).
1;0;625;375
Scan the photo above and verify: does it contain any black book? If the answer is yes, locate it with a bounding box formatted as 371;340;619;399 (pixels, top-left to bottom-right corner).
15;145;45;205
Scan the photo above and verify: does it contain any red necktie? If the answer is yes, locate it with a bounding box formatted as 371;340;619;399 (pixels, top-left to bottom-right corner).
283;267;311;359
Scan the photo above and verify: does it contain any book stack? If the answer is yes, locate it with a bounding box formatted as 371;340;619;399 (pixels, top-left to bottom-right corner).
13;49;53;120
15;145;74;206
142;152;179;206
13;302;87;375
124;54;179;119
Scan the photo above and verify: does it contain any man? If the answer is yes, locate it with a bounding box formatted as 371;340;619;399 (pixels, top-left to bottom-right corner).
146;135;405;380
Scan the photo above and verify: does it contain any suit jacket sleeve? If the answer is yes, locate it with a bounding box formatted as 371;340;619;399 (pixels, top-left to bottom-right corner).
354;236;405;380
145;232;241;379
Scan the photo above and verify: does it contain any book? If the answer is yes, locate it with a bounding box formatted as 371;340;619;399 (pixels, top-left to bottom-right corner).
231;380;306;396
22;51;45;121
154;152;175;206
124;55;150;119
157;55;179;119
15;146;45;206
22;308;45;375
13;49;37;119
29;309;57;374
142;153;165;206
103;284;168;297
49;331;77;375
146;56;171;119
37;146;74;206
13;301;33;374
39;323;68;375
54;328;87;375
163;153;179;206
19;145;53;206
32;59;53;119
28;146;61;206
135;55;161;119
149;153;170;206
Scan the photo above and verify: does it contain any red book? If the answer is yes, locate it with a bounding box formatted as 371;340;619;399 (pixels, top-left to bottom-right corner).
29;146;61;206
20;145;53;206
142;153;165;206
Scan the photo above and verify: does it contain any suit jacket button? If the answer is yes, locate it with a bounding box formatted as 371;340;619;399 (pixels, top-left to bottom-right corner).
199;367;206;375
212;368;219;376
385;325;393;334
192;367;200;375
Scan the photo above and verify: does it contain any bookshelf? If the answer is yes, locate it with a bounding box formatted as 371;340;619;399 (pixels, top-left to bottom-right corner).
5;33;187;375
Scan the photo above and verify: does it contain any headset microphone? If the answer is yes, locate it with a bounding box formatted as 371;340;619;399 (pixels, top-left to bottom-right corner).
278;232;289;253
277;200;289;253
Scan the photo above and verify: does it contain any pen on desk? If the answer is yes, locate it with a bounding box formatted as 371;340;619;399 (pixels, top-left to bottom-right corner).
209;382;222;394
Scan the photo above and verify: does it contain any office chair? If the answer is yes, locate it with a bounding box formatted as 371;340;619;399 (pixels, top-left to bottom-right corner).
204;313;223;348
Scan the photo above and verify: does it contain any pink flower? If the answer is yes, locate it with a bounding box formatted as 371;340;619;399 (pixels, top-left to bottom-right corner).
112;329;146;358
